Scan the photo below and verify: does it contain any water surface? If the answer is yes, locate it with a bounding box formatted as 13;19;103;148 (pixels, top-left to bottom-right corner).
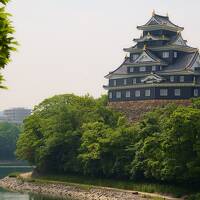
0;163;66;200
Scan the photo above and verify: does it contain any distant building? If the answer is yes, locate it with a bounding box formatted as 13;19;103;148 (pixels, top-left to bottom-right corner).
2;108;31;124
0;115;8;123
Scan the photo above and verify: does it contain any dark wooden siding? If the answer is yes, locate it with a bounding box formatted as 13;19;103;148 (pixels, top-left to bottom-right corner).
108;87;200;102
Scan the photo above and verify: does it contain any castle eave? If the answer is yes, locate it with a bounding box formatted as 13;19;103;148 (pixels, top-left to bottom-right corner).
149;45;198;53
104;83;199;90
137;25;184;32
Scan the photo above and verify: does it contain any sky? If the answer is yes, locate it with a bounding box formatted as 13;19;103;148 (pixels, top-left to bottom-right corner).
0;0;200;110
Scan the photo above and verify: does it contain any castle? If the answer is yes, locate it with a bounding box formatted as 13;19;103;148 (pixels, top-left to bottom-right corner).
104;12;200;120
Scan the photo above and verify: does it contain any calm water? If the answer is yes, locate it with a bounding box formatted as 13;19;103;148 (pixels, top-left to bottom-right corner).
0;164;66;200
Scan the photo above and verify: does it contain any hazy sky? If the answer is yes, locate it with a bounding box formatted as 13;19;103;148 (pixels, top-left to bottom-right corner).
0;0;200;110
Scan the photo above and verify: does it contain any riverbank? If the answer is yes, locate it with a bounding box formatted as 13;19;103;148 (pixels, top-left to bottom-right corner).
0;175;182;200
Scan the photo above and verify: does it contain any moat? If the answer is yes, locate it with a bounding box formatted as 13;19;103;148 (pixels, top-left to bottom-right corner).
0;164;66;200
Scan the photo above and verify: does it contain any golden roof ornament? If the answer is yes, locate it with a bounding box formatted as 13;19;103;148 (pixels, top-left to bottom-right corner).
143;44;147;50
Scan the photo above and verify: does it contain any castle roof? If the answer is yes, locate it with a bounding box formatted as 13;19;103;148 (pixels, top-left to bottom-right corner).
105;51;200;78
164;51;199;72
124;44;197;53
133;33;170;43
137;13;184;32
105;12;200;80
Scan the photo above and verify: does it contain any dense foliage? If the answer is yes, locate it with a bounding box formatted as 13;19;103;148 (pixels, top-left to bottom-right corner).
0;122;20;160
16;94;200;184
0;0;17;88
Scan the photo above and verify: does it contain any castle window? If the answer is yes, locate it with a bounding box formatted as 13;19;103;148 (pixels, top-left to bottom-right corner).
152;66;156;71
140;66;146;72
160;66;163;70
124;79;127;85
174;89;181;96
162;52;169;58
109;92;112;99
145;89;151;97
194;89;198;97
160;89;168;96
126;91;131;98
170;76;174;82
180;76;185;82
135;90;141;97
113;80;117;86
174;51;178;58
132;78;137;84
116;91;121;99
130;67;134;73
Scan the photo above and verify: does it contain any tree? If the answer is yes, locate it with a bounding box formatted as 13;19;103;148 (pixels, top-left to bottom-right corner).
0;0;18;88
0;0;10;4
16;94;122;173
0;122;20;160
17;94;200;184
131;103;200;184
79;121;138;178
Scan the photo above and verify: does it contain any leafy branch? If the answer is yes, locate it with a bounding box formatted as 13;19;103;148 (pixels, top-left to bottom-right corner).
0;0;18;88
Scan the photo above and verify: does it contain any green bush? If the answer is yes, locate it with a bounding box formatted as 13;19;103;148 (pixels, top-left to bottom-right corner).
8;172;20;178
187;193;200;200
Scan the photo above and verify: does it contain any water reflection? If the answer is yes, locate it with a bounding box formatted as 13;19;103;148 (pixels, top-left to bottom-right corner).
0;165;67;200
0;165;33;179
0;186;66;200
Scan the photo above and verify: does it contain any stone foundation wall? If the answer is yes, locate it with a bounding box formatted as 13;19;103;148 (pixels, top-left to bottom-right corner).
109;99;192;121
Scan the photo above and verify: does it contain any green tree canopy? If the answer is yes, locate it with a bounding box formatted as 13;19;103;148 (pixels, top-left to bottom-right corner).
16;94;200;184
16;94;122;173
0;122;20;160
0;0;10;5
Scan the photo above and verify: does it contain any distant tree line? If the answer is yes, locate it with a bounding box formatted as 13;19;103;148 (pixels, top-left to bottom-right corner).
0;122;20;160
16;94;200;184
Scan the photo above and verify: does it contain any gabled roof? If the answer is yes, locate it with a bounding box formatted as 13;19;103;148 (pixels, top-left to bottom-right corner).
163;51;199;72
133;33;170;43
186;51;200;70
134;50;164;64
137;13;184;32
105;50;166;79
168;33;187;46
141;73;164;83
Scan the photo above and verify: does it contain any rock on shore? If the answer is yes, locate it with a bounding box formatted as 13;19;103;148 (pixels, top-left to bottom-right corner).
0;177;149;200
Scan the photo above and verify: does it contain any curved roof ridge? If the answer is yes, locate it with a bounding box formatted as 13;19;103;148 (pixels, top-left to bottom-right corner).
133;34;169;42
145;50;165;63
185;51;199;69
104;57;128;78
168;33;187;46
137;13;184;31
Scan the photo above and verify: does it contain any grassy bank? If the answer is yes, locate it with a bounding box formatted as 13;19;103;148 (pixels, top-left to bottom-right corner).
19;173;199;198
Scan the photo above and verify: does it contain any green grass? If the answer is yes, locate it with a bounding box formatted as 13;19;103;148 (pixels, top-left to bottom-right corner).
26;174;196;198
8;172;21;178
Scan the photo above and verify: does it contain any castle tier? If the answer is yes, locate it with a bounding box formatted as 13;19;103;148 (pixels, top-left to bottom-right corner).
104;12;200;102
